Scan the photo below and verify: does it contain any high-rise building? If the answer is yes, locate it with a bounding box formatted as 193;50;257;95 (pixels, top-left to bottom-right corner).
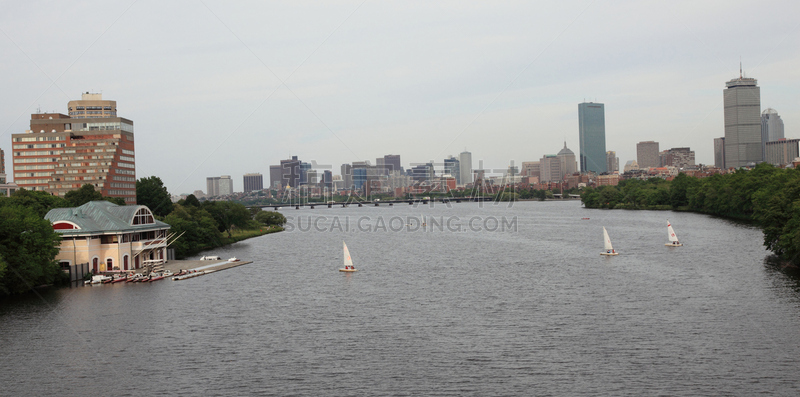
762;108;785;161
636;141;659;169
521;161;540;179
459;151;472;185
410;163;434;182
557;142;577;177
714;137;726;169
269;165;282;189
340;163;353;190
11;92;136;203
218;175;233;196
660;147;696;169
765;138;799;167
578;102;607;174
299;162;311;185
322;170;333;189
444;156;460;184
280;156;300;188
243;173;263;192
383;154;402;174
539;155;561;183
606;151;619;173
0;148;5;174
206;176;220;197
724;71;761;168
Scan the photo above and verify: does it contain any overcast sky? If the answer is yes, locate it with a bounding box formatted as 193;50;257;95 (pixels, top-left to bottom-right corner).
1;0;798;194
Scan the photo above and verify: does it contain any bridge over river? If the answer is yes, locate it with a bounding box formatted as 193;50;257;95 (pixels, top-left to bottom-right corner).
249;195;579;210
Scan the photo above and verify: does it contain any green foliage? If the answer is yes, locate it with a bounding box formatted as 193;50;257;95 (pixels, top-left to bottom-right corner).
163;204;223;259
181;194;200;208
0;203;62;295
136;176;173;217
201;201;253;237
255;210;287;226
8;188;69;217
64;184;104;207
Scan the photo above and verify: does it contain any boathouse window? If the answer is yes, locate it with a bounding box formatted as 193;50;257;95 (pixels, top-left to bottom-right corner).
106;258;113;270
132;208;154;225
123;255;129;271
92;257;99;273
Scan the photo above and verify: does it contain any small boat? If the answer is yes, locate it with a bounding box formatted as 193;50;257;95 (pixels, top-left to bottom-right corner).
228;257;240;262
149;274;165;282
582;217;590;220
600;227;619;256
90;275;112;284
163;270;173;277
665;220;683;247
200;255;221;261
339;241;358;272
111;274;129;283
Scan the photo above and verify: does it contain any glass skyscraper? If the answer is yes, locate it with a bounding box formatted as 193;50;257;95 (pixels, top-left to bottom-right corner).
578;102;607;174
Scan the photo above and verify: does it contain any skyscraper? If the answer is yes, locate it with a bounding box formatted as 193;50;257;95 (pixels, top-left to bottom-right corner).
383;154;402;174
0;148;4;174
444;156;460;184
243;173;263;192
762;108;785;160
280;156;301;188
218;175;233;196
12;92;137;203
724;71;761;168
578;102;607;174
459;150;472;185
557;142;577;178
539;154;561;183
269;165;282;189
636;141;660;169
606;151;619;173
206;176;220;197
714;137;726;169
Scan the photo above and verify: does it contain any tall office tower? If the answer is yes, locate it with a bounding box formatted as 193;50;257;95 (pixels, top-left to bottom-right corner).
539;154;561;183
724;70;761;168
578;102;607;174
206;176;220;197
444;155;460;184
521;161;540;179
269;165;282;189
766;138;800;166
636;141;660;169
280;156;300;188
557;142;577;178
459;150;472;185
661;147;696;169
714;137;726;169
243;173;263;192
340;163;353;190
218;175;233;196
606;151;619;173
322;170;332;189
383;154;402;174
12;92;136;203
762;108;785;160
410;162;434;182
375;157;386;175
299;162;311;185
0;148;5;174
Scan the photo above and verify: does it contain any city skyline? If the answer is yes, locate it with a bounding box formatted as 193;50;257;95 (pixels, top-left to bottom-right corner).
1;1;798;194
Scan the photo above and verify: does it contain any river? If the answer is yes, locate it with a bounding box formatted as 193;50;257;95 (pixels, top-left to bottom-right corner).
1;200;799;396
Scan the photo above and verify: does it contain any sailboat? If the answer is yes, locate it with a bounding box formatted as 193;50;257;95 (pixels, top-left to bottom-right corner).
600;227;619;256
339;241;358;272
665;220;682;247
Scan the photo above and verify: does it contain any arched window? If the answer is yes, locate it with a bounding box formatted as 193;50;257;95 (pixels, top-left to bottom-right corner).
123;255;129;271
92;257;99;273
132;208;155;225
106;258;113;271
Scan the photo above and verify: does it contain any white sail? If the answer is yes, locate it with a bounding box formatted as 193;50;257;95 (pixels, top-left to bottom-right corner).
667;220;679;243
343;241;354;268
603;227;614;251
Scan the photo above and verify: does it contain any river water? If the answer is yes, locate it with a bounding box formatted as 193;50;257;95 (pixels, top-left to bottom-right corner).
1;200;799;396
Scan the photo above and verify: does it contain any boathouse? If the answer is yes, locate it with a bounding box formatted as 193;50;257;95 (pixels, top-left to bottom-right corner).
45;201;171;273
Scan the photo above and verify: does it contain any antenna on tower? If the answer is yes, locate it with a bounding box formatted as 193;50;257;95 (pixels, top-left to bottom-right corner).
739;57;742;79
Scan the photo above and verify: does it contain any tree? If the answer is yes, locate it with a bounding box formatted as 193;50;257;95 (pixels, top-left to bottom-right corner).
182;194;200;208
0;204;62;295
163;205;223;259
136;176;173;217
8;188;69;217
255;210;287;227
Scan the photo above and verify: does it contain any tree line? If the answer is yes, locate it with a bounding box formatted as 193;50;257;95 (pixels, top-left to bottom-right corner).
581;163;800;264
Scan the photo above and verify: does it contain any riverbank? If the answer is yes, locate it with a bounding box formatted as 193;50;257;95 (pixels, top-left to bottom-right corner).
220;226;283;246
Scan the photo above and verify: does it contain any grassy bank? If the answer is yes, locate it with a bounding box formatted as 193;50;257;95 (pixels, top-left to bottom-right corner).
220;226;284;245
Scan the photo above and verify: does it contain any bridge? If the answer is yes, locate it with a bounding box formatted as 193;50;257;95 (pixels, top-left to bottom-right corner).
250;197;496;210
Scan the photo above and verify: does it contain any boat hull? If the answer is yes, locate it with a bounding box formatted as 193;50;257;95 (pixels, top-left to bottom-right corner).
339;268;358;272
665;243;683;247
600;252;619;256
